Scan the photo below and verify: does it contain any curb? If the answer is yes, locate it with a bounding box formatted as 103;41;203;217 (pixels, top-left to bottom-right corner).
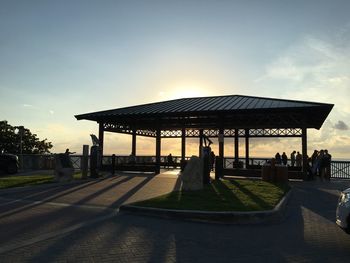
119;188;293;224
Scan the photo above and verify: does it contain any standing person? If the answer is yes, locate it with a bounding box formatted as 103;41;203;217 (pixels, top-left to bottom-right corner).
290;150;296;167
167;153;173;169
307;156;314;180
275;152;282;164
65;148;76;155
324;149;332;181
296;151;302;167
62;148;75;168
318;150;326;181
209;151;215;171
311;150;319;177
281;152;288;165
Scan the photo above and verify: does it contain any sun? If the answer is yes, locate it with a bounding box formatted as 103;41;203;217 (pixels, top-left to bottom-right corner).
157;82;212;101
170;84;210;99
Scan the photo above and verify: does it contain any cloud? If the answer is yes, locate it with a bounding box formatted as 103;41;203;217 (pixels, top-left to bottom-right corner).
258;31;350;111
334;120;349;130
256;26;350;158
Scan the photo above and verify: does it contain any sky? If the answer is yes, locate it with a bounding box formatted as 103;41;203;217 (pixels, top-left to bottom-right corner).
1;0;350;158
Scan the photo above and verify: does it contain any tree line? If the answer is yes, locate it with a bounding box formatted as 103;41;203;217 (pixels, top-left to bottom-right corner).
0;120;52;154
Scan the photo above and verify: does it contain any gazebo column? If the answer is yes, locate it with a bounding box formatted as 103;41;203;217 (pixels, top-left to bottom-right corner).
302;127;308;179
181;128;186;162
219;128;224;167
199;129;204;157
234;128;239;164
245;129;249;168
98;122;104;156
155;129;161;174
131;130;137;156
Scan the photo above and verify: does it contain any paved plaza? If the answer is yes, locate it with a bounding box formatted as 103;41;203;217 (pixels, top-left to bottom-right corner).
0;171;350;262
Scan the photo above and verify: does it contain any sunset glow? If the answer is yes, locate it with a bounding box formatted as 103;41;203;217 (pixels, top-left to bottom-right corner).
1;1;349;158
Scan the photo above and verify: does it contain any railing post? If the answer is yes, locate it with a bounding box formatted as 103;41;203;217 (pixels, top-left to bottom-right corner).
111;154;116;176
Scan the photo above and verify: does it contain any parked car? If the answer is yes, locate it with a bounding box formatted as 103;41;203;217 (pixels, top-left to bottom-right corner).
336;187;350;233
0;153;19;174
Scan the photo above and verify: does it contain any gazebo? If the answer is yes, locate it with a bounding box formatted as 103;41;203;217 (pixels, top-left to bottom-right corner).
75;95;333;176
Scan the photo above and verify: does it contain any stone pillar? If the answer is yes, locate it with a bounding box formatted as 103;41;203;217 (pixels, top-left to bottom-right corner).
82;144;89;179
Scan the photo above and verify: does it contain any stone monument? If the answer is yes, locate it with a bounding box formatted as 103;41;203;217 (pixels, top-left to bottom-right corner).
54;153;74;182
181;156;203;191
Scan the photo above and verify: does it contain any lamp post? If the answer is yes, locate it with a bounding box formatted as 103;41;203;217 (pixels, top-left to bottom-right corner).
15;126;24;169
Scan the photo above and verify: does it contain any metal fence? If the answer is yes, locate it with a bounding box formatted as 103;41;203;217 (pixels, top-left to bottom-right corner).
16;154;350;179
330;161;350;179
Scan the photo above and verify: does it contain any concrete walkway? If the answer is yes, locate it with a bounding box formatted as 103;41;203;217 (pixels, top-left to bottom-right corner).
0;171;350;262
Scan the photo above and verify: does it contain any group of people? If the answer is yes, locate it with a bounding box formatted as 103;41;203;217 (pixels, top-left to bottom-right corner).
310;149;332;181
274;149;332;181
274;151;303;166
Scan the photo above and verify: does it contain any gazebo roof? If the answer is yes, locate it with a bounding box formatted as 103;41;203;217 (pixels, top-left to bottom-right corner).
75;95;333;130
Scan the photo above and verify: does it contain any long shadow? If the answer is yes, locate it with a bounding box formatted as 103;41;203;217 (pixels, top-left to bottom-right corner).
14;179;350;262
0;178;108;220
229;179;274;210
210;180;246;209
290;181;343;222
23;174;157;261
72;175;135;206
27;212;130;263
172;174;182;191
108;175;155;208
0;175;138;249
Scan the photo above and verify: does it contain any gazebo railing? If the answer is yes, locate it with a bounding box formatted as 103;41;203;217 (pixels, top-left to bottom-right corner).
330;161;350;179
14;154;350;179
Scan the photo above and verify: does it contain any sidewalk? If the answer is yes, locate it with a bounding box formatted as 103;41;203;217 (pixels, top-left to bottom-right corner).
0;173;350;262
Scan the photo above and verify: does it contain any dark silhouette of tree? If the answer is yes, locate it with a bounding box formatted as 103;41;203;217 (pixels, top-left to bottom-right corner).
0;120;53;154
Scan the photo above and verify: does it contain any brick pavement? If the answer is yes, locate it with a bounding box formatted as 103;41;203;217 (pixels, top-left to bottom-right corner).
0;172;350;262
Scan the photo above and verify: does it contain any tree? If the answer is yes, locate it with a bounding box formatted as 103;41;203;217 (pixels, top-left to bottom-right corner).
0;120;53;154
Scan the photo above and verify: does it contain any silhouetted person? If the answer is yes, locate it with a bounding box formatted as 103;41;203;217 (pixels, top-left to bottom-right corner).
318;150;326;181
65;148;76;155
324;149;332;181
311;150;319;176
62;148;75;168
290;150;296;167
296;151;302;167
281;152;287;165
209;151;215;171
275;152;281;164
167;153;173;169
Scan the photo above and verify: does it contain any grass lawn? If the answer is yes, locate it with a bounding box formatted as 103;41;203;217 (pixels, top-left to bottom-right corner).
0;172;84;189
132;179;290;212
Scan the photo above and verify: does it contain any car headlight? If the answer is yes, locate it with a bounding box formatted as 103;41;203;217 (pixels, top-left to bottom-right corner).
339;192;350;203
